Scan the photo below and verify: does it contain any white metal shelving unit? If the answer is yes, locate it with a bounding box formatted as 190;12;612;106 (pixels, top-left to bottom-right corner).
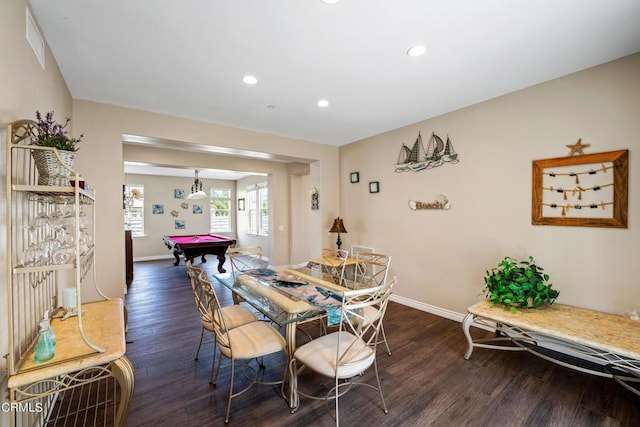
5;119;134;427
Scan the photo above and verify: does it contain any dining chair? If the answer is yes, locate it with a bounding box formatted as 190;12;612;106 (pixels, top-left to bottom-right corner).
227;246;268;305
297;248;349;339
186;262;256;361
316;248;349;285
227;245;268;271
352;252;393;355
201;274;287;424
289;277;396;426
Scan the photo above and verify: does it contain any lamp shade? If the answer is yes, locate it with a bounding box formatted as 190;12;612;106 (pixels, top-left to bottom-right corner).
329;217;347;234
186;190;208;200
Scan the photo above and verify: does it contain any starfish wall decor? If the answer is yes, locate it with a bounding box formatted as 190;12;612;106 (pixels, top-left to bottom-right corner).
566;138;590;156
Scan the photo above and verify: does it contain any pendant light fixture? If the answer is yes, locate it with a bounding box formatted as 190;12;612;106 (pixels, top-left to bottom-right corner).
186;169;208;199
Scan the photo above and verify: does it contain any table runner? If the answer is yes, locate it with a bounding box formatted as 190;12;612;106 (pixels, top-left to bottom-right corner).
238;268;343;325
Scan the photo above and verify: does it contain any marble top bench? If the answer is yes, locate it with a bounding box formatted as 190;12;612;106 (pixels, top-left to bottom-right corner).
462;300;640;396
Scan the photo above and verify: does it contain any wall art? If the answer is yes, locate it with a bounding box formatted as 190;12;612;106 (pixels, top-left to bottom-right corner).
408;195;450;210
238;198;245;211
311;187;319;210
369;181;380;193
152;204;164;214
175;220;186;229
532;149;628;228
180;202;189;210
193;204;202;214
350;172;360;183
395;131;459;173
174;189;185;199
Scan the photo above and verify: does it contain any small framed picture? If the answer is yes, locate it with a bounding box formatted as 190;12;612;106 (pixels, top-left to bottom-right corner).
350;171;360;183
369;181;380;193
174;189;185;199
311;188;319;210
238;198;245;211
152;204;164;214
193;204;202;214
175;220;185;229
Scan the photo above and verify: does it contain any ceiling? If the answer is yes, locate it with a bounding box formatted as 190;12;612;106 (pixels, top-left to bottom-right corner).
30;0;640;147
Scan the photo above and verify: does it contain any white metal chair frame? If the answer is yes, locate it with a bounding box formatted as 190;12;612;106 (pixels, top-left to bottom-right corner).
227;246;269;305
352;252;391;289
186;262;256;361
187;261;217;360
227;245;268;272
298;248;349;340
201;273;287;424
319;248;349;285
352;252;393;356
288;278;396;426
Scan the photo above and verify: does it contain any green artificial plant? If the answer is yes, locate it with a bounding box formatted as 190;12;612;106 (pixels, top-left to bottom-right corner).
483;256;559;313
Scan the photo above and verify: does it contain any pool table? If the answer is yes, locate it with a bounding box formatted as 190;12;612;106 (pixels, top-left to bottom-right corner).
162;234;236;273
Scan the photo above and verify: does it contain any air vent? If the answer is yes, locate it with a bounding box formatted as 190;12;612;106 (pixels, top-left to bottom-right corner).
351;245;374;258
25;7;45;69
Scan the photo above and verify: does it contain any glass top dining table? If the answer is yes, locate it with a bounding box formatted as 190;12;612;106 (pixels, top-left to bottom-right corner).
211;265;351;409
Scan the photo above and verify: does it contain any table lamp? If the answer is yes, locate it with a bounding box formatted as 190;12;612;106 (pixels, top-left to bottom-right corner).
329;217;347;250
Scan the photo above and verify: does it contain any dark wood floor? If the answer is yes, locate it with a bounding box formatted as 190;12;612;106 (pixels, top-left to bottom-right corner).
123;260;640;426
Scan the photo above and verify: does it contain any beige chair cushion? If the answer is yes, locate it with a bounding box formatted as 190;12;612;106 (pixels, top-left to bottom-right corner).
294;331;374;379
361;305;378;325
219;321;286;360
202;305;256;331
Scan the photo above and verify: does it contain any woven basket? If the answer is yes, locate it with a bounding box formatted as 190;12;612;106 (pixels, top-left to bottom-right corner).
32;150;76;186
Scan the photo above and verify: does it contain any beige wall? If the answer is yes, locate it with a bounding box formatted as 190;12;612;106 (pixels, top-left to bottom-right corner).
1;0;638;413
290;172;313;265
122;143;319;265
236;175;271;257
0;0;74;418
73;100;341;303
340;53;640;317
125;173;237;260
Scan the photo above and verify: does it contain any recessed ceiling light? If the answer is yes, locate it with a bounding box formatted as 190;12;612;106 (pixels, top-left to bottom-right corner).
243;75;258;85
321;0;341;4
317;99;330;108
407;45;427;57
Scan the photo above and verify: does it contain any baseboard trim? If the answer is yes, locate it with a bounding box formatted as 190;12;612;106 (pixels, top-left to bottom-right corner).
389;294;496;333
133;254;174;262
390;294;466;323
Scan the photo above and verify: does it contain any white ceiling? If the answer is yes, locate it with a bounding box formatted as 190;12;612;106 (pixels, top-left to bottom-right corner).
30;0;640;147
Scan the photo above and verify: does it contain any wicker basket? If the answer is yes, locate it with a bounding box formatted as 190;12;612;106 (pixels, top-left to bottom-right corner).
31;149;76;186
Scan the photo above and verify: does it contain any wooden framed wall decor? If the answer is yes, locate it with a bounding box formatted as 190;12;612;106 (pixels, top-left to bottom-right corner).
532;150;628;228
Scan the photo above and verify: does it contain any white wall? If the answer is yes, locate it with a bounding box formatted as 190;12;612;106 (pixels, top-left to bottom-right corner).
340;53;640;317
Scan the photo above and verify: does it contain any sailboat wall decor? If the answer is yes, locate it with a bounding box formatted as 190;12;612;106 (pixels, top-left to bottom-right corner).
395;131;460;172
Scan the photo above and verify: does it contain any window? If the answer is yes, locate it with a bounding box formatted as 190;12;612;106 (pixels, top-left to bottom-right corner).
247;182;268;236
124;185;144;237
210;188;232;232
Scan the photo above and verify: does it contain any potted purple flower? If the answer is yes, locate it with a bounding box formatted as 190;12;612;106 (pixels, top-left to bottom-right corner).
30;111;84;186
